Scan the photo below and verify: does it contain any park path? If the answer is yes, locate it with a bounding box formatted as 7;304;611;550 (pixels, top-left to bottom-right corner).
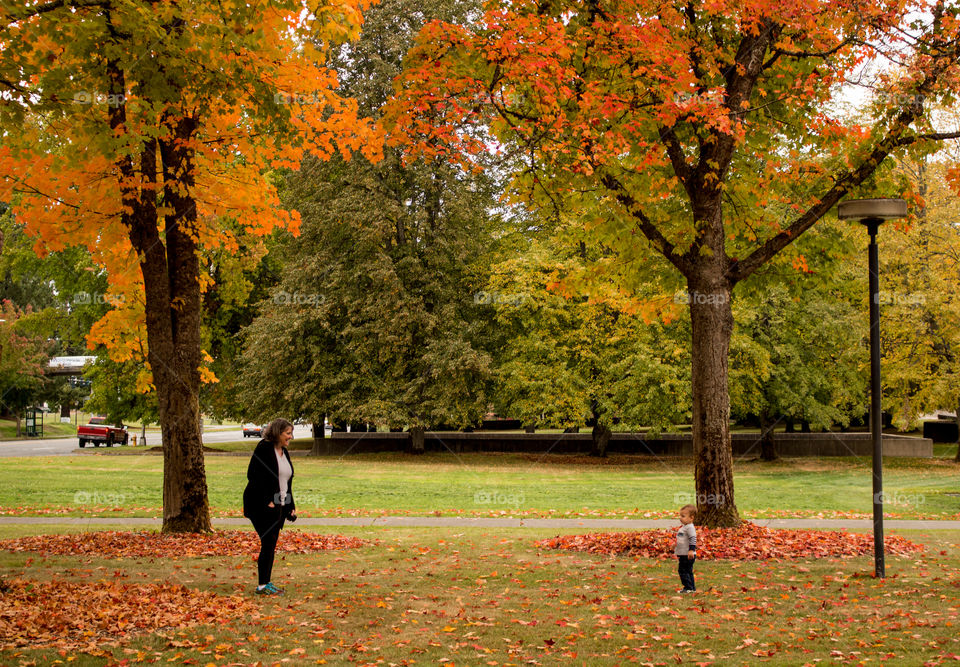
1;517;959;529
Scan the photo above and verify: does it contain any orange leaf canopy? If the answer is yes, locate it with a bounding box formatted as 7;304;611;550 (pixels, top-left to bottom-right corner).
0;0;383;366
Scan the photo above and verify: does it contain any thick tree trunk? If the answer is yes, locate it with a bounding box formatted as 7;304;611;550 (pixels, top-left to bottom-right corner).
689;278;741;527
410;426;425;454
759;411;778;461
105;58;210;533
310;420;326;456
155;116;211;534
591;421;611;457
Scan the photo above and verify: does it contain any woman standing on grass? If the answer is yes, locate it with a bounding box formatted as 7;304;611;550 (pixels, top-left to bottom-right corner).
243;418;297;595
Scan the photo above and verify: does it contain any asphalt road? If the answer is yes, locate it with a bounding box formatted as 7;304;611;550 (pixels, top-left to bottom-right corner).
0;424;314;457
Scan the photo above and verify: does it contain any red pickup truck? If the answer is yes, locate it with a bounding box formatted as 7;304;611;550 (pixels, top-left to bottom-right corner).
78;417;129;447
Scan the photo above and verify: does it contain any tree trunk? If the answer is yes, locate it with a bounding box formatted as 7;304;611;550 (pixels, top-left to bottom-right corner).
106;60;210;533
689;278;741;527
141;422;146;447
155;116;211;534
410;426;425;454
15;413;20;438
955;401;960;463
759;411;778;461
590;421;611;458
310;420;326;456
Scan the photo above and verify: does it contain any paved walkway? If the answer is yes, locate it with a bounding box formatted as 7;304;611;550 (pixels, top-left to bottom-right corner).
1;516;959;529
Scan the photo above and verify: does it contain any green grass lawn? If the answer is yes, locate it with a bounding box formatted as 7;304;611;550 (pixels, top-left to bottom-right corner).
0;525;957;665
0;418;78;439
0;450;957;519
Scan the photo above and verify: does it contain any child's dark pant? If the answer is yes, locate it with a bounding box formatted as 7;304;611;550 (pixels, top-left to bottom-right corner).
677;555;696;591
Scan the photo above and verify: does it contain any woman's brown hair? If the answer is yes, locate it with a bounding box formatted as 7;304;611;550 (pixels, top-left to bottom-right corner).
263;418;294;444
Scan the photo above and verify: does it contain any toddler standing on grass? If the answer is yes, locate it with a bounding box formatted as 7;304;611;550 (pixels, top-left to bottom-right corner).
675;504;697;593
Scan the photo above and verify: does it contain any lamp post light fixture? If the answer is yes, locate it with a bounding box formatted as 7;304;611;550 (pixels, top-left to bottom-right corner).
837;197;908;579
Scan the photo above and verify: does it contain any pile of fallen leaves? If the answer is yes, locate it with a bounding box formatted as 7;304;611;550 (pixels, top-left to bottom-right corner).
535;523;925;560
0;578;256;652
0;529;365;559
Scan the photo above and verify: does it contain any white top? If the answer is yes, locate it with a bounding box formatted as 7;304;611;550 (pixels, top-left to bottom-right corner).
675;523;697;556
276;449;292;506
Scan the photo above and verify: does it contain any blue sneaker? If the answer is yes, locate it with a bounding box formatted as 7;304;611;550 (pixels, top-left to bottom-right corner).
264;582;284;594
254;585;278;596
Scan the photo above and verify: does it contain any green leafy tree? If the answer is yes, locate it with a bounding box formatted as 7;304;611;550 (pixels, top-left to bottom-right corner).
238;0;499;453
199;236;283;422
83;356;158;433
880;152;960;461
0;301;49;436
0;213;114;353
486;236;691;455
389;0;960;524
731;245;869;460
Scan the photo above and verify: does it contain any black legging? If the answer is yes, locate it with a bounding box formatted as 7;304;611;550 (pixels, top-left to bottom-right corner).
250;507;286;586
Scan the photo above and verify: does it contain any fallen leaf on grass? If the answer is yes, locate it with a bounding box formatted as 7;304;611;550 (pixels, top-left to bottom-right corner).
534;524;924;560
0;578;255;652
0;530;366;559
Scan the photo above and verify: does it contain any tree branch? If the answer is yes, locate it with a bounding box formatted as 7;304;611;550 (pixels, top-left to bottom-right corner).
4;0;108;24
728;19;960;284
599;171;693;277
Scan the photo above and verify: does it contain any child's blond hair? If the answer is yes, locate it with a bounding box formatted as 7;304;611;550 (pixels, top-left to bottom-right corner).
680;504;697;517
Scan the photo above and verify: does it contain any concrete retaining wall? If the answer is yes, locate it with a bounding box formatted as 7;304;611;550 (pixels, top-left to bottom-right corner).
315;431;932;457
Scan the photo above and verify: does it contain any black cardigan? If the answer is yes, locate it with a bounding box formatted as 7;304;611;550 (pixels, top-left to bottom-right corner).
243;438;295;518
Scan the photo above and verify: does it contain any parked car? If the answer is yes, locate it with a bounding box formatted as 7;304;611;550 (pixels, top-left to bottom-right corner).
242;423;263;438
78;416;129;447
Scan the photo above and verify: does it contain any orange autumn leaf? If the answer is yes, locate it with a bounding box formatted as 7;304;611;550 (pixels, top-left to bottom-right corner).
0;530;366;559
536;523;924;560
0;578;257;653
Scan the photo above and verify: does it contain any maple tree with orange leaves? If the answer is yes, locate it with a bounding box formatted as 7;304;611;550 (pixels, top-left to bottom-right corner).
0;0;380;531
387;0;960;526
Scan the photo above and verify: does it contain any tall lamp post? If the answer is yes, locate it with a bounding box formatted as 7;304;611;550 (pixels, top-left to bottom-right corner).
838;197;907;578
